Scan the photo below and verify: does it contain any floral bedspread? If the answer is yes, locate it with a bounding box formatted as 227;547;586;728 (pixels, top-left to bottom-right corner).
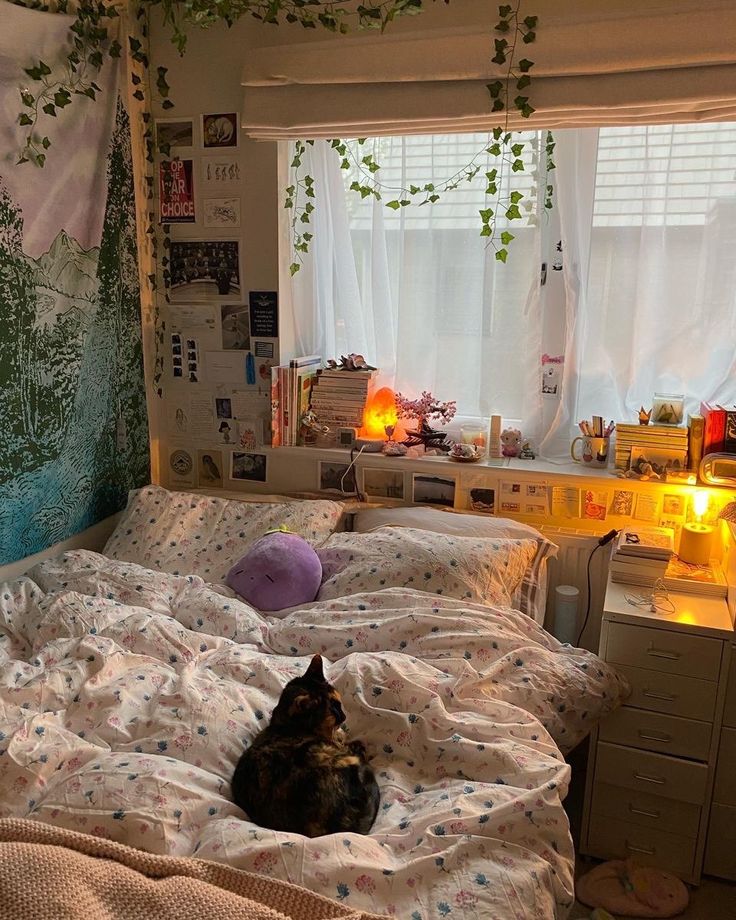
0;551;627;920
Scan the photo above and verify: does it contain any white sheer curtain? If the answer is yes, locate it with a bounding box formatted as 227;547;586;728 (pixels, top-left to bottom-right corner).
286;134;545;432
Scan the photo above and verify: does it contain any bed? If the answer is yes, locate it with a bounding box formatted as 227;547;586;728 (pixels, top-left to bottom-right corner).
0;486;628;919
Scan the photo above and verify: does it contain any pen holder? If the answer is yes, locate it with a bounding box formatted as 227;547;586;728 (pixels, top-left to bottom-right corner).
571;435;610;466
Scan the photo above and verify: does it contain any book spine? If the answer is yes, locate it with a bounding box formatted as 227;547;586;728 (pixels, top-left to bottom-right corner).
724;408;736;453
270;367;281;448
688;413;704;472
280;366;289;447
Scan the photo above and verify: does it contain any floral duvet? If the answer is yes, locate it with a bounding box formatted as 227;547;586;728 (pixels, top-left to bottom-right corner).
0;550;627;920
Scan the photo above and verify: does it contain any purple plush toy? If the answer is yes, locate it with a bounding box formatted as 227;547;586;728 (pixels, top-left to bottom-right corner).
225;529;323;612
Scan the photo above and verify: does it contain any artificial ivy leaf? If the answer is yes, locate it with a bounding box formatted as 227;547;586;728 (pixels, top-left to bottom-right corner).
523;15;538;28
109;40;122;58
305;202;315;213
523;31;536;43
424;183;435;191
284;199;293;209
518;58;534;72
54;91;71;108
480;226;492;237
495;248;508;262
495;19;509;32
129;37;142;53
18;113;33;126
487;143;501;156
162;99;175;109
36;153;46;167
510;190;523;203
41;136;51;149
491;50;507;65
290;263;300;276
514;95;529;109
479;207;493;222
428;194;440;202
486;182;498;195
486;80;503;98
285;185;295;195
360;187;372;199
303;232;313;241
511;143;524;156
350;181;361;192
500;231;514;245
498;4;512;15
492;126;502;140
505;204;522;219
39;61;51;76
21;91;34;107
133;89;144;102
492;99;504;112
24;66;44;81
42;103;57;117
299;212;310;223
521;102;535;117
357;138;367;144
486;168;498;181
409;185;420;195
88;50;104;69
516;75;531;90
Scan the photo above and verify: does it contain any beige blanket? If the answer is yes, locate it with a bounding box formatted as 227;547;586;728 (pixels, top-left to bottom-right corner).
0;819;383;920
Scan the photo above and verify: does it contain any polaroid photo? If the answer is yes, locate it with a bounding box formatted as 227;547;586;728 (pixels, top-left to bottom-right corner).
156;118;194;151
412;474;456;507
169;239;241;302
202;112;238;149
231;451;267;482
362;468;404;500
203;197;241;229
221;303;250;350
319;461;358;495
197;450;223;488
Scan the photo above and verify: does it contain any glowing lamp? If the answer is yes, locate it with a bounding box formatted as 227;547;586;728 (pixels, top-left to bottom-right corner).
359;387;399;440
679;490;715;566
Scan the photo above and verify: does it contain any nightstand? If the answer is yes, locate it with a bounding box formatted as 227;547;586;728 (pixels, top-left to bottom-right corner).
580;577;734;884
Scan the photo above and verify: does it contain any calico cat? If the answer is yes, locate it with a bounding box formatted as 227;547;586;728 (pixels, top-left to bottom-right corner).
231;654;380;837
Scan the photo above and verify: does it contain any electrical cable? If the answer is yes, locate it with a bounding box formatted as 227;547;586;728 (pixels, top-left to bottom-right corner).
341;446;366;501
576;528;619;646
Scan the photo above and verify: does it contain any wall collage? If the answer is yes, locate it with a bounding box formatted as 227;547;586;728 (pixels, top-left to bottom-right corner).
156;113;278;491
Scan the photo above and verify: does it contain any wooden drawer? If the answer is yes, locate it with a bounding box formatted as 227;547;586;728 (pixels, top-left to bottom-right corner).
722;653;736;729
713;727;736;806
599;706;712;761
595;741;708;805
587;814;696;878
615;664;717;722
704;803;736;880
606;622;722;681
591;781;701;838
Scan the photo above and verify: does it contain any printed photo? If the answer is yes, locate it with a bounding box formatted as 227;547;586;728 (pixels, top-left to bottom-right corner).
541;363;561;397
156;119;194;150
231;451;267;482
220;303;250;349
204;197;241;228
363;468;404;500
611;489;634;516
319;461;358;495
197;450;223;488
629;446;688;477
215;397;232;419
169;240;240;301
412;474;456;507
662;493;685;516
217;420;235;444
469;487;495;514
238;418;263;451
202;157;241;188
202;112;238;148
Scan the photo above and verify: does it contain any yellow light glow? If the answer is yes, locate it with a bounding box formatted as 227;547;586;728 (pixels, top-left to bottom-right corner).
359;387;399;440
692;490;710;520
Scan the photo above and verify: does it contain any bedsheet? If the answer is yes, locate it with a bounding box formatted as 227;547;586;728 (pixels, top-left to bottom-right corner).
0;551;628;920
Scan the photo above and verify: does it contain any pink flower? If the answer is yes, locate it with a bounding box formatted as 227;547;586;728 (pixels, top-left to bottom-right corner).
253;851;277;873
396;731;411;747
449;821;467;834
355;874;375;894
455;890;477;908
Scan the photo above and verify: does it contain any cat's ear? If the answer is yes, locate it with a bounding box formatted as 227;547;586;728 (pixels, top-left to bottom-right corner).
304;654;324;681
289;692;318;717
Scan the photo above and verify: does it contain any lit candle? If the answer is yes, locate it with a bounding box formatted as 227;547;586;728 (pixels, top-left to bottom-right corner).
461;425;486;452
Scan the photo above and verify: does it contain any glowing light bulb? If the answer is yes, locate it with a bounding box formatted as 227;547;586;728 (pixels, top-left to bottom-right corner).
692;490;709;521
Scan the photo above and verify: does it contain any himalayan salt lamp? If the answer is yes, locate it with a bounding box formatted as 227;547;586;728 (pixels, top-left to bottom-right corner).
359;387;401;441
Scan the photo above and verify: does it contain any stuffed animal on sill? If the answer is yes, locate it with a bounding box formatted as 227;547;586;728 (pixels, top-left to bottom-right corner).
500;427;523;457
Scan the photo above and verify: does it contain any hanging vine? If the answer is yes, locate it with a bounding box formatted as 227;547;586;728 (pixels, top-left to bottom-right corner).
286;1;552;272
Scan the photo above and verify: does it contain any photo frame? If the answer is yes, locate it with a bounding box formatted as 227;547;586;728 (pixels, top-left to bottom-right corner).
155;118;194;151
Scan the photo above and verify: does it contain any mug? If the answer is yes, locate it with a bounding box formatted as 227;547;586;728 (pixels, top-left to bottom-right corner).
571;435;610;466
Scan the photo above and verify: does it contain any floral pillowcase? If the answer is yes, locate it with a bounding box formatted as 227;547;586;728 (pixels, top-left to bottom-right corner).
104;485;344;582
316;527;538;606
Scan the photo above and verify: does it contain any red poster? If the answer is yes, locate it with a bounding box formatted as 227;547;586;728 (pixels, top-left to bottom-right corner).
159;159;195;223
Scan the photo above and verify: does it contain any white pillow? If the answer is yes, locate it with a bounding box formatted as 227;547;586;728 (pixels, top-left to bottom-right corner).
104;486;344;582
316;527;538;606
352;506;557;623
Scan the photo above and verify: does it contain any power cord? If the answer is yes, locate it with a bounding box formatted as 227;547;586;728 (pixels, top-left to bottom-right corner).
341;446;366;501
576;529;619;646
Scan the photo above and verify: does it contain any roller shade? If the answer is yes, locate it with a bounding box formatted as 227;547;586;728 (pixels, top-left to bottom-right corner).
241;0;736;138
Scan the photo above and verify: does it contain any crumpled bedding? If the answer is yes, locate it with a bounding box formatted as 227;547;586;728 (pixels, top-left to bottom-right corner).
0;550;628;920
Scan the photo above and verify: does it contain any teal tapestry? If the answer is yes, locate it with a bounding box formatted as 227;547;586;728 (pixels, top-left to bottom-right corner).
0;3;149;565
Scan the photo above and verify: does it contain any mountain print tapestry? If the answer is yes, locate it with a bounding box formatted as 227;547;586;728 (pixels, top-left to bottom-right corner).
0;3;150;566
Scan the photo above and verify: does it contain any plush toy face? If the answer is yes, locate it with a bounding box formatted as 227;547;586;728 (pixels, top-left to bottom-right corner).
500;427;523;456
226;531;323;612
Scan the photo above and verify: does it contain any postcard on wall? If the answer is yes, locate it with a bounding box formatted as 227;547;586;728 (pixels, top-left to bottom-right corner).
158;159;195;224
197;449;223;488
634;491;660;523
167;398;191;437
216;418;237;445
205;351;246;385
254;340;275;359
169;448;195;487
460;470;497;514
498;480;524;514
238;417;263;451
629;445;688;478
202;156;241;189
169;303;218;333
611;489;634;516
541;354;563;398
319;461;358;495
203;197;241;229
169;240;240;302
232;451;267;482
412;474;456;508
202;112;238;149
551;486;580;518
230;391;264;420
249;291;278;338
221;303;250;350
190;394;216;433
363;468;405;501
156;118;194;151
583;488;608;521
662;493;686;517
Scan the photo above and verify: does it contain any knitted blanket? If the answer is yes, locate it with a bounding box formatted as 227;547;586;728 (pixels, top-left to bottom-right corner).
0;819;383;920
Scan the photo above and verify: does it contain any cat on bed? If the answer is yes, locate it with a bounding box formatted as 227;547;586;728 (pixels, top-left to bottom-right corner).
231;654;380;837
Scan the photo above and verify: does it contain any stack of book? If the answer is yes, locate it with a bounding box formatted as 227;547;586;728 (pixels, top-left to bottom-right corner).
609;525;675;586
701;402;736;455
308;368;377;433
614;423;689;470
270;355;322;447
662;556;728;598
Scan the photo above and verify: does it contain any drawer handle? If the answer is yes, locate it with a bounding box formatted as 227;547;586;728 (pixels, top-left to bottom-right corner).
626;840;656;856
634;771;666;785
638;730;672;743
643;689;677;702
629;805;661;819
647;645;680;661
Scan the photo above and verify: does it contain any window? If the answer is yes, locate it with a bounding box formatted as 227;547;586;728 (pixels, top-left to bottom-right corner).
284;122;736;452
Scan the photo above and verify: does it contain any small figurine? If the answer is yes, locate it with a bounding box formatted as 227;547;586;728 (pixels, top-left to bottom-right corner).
638;406;652;425
325;354;376;372
300;410;330;441
382;424;408;456
500;427;523;457
519;441;536;460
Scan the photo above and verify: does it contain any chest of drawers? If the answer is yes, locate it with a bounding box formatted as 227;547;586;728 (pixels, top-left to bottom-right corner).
580;578;733;884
